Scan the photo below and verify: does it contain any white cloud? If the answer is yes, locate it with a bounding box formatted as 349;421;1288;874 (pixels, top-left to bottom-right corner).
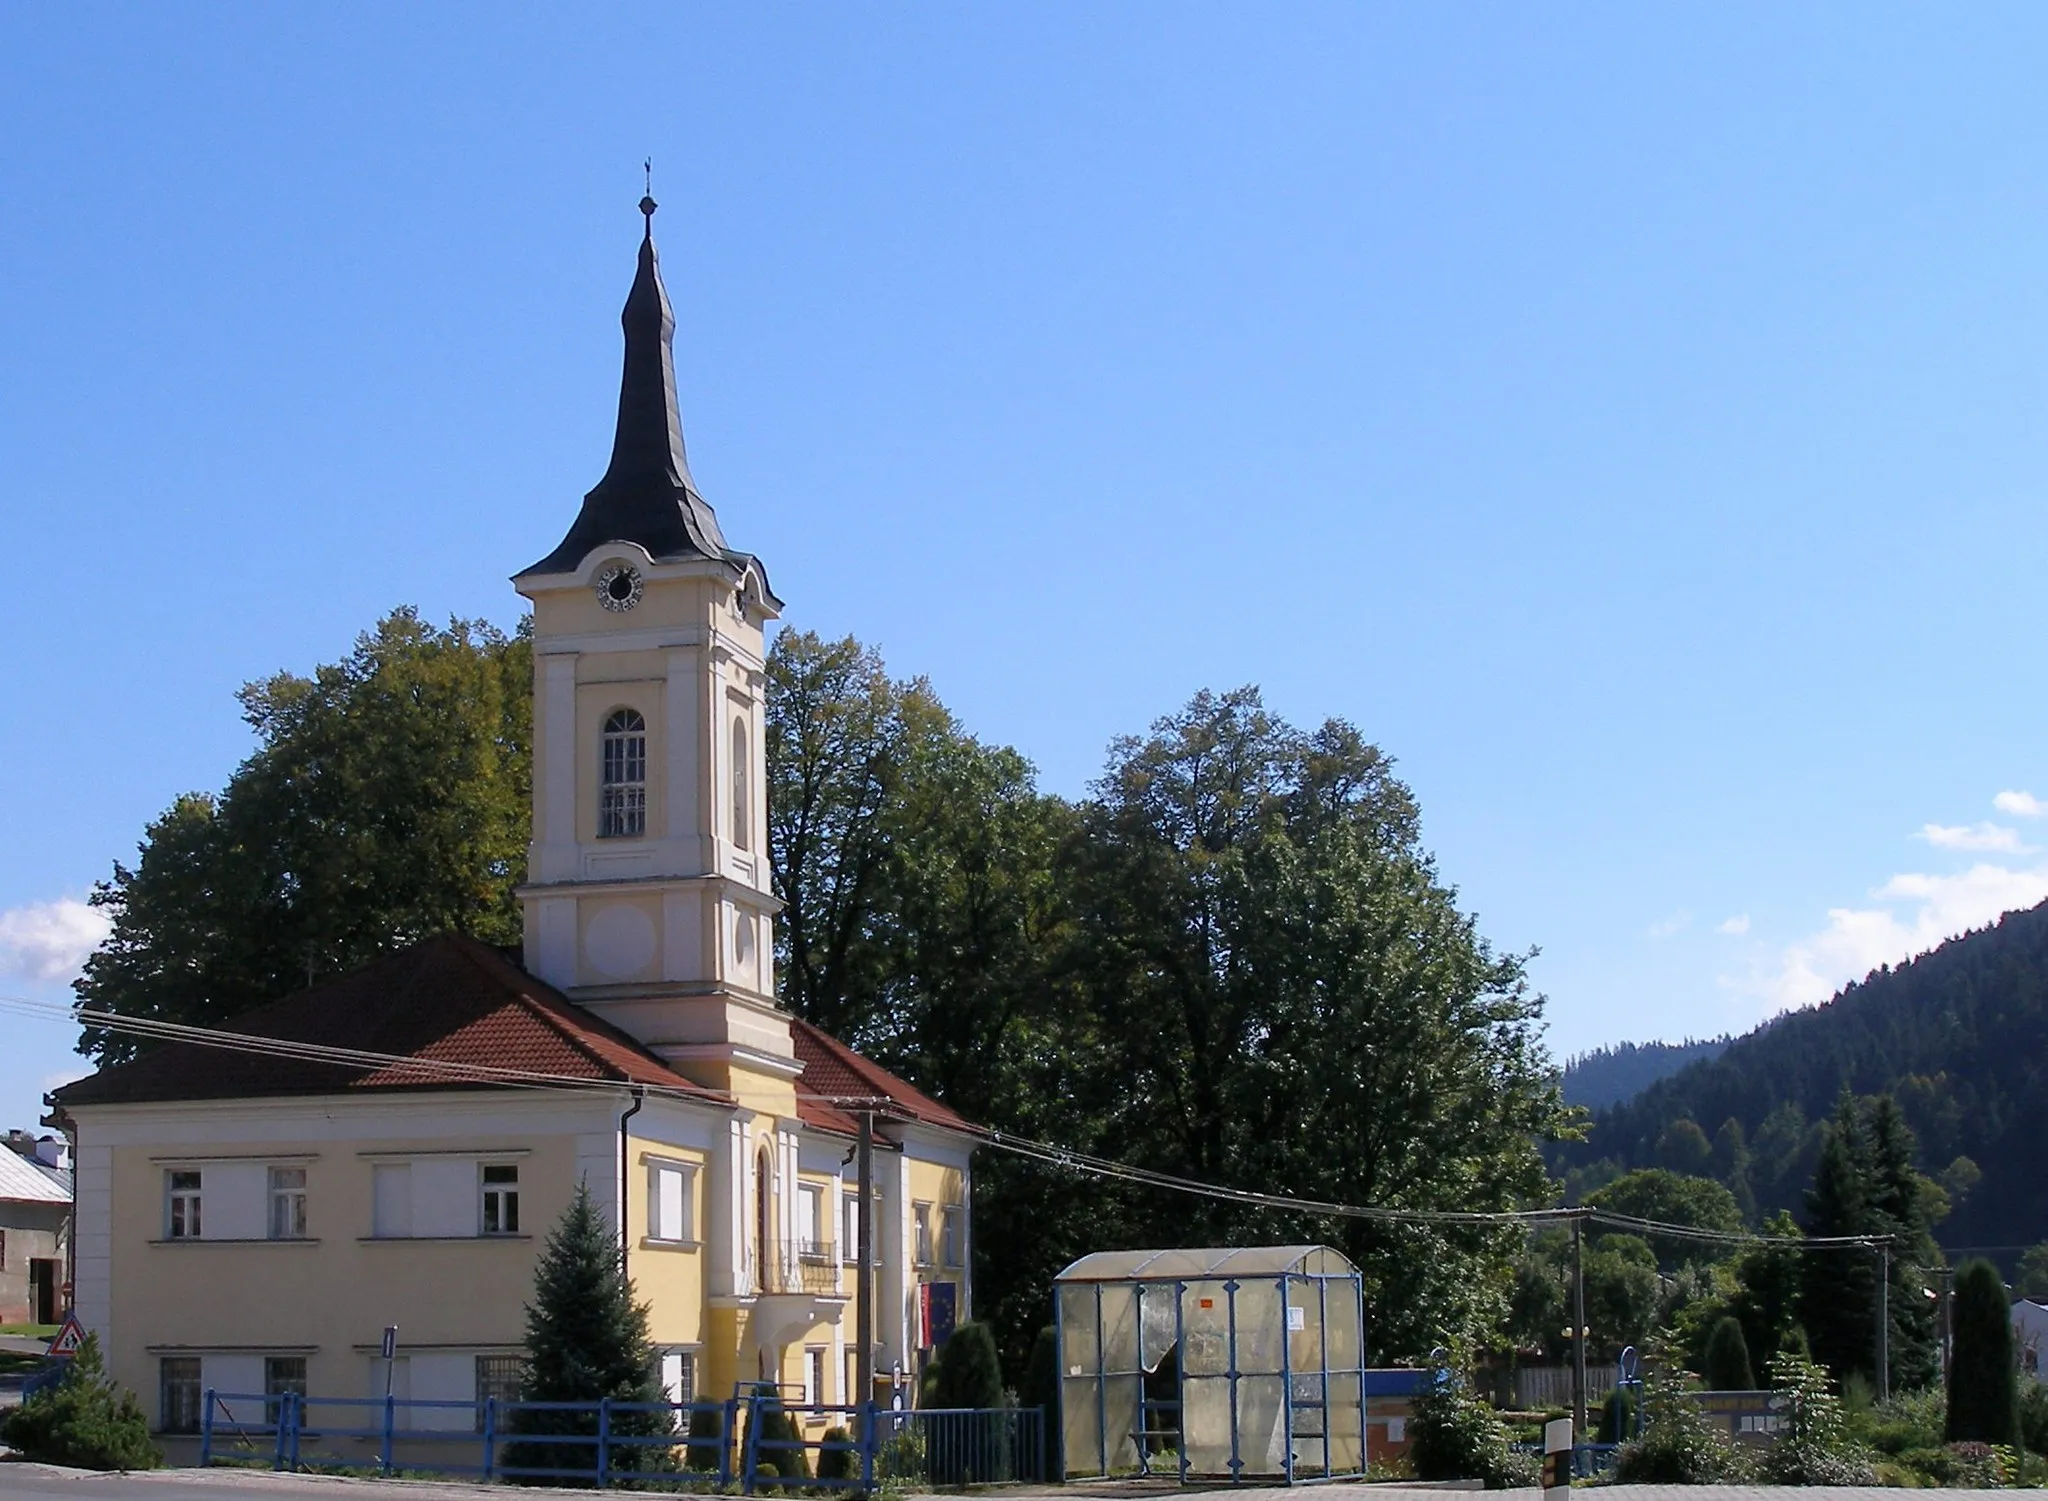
1916;821;2030;853
1717;914;1751;935
0;898;110;983
1742;862;2048;1016
1647;912;1691;941
1995;790;2046;818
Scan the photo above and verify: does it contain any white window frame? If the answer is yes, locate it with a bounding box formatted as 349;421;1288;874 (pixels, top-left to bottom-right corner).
480;1164;521;1236
939;1204;962;1267
913;1201;934;1268
166;1170;202;1240
841;1191;880;1265
805;1345;827;1408
658;1347;698;1406
645;1159;696;1244
268;1166;308;1240
161;1357;202;1433
600;708;648;839
731;716;750;851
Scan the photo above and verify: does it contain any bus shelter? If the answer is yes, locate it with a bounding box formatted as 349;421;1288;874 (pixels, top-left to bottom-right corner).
1054;1245;1367;1485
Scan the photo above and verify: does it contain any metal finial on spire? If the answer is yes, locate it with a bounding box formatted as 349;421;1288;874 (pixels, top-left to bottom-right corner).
640;160;657;236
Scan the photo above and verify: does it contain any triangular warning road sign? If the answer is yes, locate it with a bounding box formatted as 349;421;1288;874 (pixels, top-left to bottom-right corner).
46;1312;85;1358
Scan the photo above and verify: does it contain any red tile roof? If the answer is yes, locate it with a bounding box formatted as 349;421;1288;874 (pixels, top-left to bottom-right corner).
54;936;982;1147
788;1017;977;1137
53;935;722;1108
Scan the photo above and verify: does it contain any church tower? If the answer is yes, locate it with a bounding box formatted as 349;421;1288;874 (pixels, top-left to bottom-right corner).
515;196;792;1106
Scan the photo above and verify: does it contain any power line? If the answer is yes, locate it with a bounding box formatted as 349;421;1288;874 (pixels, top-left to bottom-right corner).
5;991;1893;1252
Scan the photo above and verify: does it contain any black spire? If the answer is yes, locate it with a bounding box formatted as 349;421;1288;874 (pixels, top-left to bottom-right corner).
523;197;736;576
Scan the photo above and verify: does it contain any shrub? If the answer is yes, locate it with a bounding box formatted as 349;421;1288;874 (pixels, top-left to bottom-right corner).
1595;1384;1638;1444
1612;1369;1751;1484
930;1321;1004;1411
1409;1375;1538;1489
1947;1258;2018;1444
2020;1379;2048;1454
748;1400;810;1482
1701;1315;1755;1391
818;1423;855;1483
0;1333;161;1472
1761;1349;1877;1486
684;1401;725;1472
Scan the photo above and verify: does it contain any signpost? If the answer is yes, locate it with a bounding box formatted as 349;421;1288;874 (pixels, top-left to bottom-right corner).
1541;1415;1573;1495
45;1311;85;1359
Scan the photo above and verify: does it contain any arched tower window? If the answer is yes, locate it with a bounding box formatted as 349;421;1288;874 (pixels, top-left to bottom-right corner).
732;716;750;851
599;709;647;839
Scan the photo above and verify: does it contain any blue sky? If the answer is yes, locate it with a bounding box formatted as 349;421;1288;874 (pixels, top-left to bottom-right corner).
5;4;2048;1129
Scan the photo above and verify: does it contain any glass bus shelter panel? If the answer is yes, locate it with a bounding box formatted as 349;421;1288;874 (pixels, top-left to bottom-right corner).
1325;1282;1362;1369
1237;1374;1289;1476
1285;1278;1327;1377
1326;1371;1364;1474
1231;1278;1285;1375
1182;1281;1230;1375
1058;1285;1100;1479
1098;1282;1143;1474
1137;1281;1178;1373
1183;1374;1234;1476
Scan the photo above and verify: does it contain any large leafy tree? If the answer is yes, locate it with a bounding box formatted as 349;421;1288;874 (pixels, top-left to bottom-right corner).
1584;1168;1745;1270
75;610;530;1062
1057;688;1571;1358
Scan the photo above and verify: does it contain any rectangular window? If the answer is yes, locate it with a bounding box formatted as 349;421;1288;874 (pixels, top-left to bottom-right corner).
648;1162;689;1242
476;1354;525;1431
481;1164;520;1235
268;1167;308;1240
166;1170;202;1239
797;1184;826;1259
658;1349;696;1406
160;1357;202;1434
939;1205;962;1267
841;1192;880;1265
913;1202;933;1267
0;1227;7;1270
264;1356;307;1425
806;1347;826;1409
372;1163;412;1238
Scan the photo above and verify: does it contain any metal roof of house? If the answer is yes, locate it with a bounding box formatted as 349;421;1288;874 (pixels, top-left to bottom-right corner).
1054;1245;1357;1282
0;1146;69;1205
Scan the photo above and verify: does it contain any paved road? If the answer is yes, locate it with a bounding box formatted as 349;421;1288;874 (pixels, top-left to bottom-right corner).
0;1474;2034;1501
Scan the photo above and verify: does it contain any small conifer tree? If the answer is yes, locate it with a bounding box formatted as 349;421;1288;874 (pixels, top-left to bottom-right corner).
929;1322;1007;1481
503;1181;675;1485
0;1332;161;1471
1947;1258;2018;1444
1702;1315;1756;1390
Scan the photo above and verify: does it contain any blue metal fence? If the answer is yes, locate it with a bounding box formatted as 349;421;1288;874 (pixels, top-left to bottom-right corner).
196;1387;1046;1491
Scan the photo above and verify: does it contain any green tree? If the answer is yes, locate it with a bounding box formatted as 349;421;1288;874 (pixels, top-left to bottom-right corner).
1585;1168;1745;1270
930;1321;1005;1411
1863;1094;1941;1391
1712;1117;1758;1224
0;1332;160;1471
504;1182;674;1484
75;610;531;1062
1583;1234;1661;1357
1946;1258;2017;1444
1702;1316;1755;1390
2016;1241;2048;1301
1800;1096;1881;1385
1726;1210;1805;1372
1656;1118;1715;1177
1063;689;1571;1358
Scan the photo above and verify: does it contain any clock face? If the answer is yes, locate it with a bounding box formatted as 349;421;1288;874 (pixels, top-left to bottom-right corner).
596;564;643;613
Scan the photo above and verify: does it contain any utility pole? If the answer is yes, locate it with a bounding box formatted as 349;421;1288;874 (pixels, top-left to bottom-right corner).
1571;1212;1588;1442
856;1110;874;1430
1876;1243;1891;1404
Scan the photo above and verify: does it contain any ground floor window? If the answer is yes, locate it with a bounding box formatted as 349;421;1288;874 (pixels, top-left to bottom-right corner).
806;1347;826;1409
476;1354;525;1431
264;1356;307;1424
160;1358;202;1434
658;1348;697;1406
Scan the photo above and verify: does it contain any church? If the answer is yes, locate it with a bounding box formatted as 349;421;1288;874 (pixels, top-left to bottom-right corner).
51;198;979;1446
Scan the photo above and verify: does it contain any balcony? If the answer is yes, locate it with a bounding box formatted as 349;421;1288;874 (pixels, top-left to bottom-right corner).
742;1244;848;1348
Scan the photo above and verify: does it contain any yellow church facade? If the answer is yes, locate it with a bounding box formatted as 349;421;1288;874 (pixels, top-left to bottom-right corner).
53;197;979;1444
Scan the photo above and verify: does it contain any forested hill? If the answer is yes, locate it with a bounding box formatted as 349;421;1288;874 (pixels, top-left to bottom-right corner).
1557;899;2048;1250
1562;1038;1730;1110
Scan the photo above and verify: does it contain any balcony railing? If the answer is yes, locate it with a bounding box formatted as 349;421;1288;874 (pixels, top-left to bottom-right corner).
745;1246;844;1297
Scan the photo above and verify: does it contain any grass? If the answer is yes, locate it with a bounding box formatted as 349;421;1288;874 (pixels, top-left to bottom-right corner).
0;1323;58;1338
